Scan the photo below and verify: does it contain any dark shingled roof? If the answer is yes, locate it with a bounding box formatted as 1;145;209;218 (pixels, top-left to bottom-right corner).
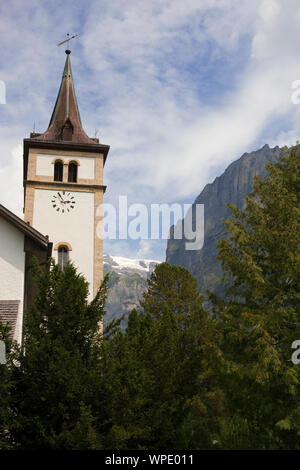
0;300;20;339
23;50;110;181
32;50;96;145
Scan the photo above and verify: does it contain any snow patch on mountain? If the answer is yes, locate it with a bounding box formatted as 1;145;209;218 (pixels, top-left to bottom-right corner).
103;253;160;279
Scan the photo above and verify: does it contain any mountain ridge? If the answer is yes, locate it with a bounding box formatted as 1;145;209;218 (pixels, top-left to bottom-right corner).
103;253;160;329
166;144;285;295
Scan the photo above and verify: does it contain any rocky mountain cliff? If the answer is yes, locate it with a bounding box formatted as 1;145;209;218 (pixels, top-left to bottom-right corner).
103;254;160;329
166;144;284;296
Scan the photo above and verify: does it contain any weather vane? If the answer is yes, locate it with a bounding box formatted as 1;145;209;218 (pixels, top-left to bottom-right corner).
57;33;79;48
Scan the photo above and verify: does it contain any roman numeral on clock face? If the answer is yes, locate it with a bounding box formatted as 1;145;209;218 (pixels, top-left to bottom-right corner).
51;191;76;213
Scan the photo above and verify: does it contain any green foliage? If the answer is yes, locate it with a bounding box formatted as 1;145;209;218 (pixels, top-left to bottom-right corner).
209;145;300;449
10;261;108;449
141;262;202;318
2;145;300;449
0;321;18;450
98;263;223;450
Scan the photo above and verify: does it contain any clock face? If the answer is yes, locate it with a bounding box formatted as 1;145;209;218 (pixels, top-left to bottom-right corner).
51;191;76;213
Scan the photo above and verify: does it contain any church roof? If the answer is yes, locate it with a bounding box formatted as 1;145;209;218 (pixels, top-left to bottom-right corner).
0;204;51;251
23;50;110;181
31;50;97;145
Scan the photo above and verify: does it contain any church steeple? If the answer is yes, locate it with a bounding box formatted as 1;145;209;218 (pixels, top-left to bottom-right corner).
23;48;110;302
33;50;95;144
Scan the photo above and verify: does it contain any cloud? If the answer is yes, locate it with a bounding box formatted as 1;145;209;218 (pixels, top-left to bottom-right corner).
0;142;23;215
80;0;260;201
81;0;300;207
137;240;155;259
1;0;300;259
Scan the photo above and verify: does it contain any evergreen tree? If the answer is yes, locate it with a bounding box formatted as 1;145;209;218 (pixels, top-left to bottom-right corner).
99;263;223;450
11;261;108;449
0;322;17;450
209;145;300;449
5;143;300;450
140;262;202;318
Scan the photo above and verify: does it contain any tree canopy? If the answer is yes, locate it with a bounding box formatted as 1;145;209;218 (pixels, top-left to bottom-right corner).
1;145;300;449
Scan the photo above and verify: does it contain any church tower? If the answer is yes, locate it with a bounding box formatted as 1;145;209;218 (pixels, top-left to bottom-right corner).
23;49;109;299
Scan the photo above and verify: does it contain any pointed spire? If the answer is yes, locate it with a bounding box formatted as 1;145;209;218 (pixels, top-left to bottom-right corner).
34;50;96;144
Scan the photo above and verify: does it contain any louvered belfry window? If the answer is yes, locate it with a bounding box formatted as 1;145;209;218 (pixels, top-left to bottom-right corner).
68;162;78;183
58;246;69;269
54;161;63;182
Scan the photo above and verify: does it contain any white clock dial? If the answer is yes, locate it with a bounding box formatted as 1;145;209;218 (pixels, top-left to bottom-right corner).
51;191;76;213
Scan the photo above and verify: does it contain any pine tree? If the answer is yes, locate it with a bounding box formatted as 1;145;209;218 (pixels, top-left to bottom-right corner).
0;322;18;449
140;262;202;318
209;145;300;449
100;263;223;450
11;261;108;449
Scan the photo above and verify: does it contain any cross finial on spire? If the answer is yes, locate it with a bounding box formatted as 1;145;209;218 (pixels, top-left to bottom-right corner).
57;33;79;51
32;45;96;144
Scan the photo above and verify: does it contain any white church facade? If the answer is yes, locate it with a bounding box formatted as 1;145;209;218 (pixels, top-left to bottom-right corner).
0;49;109;343
0;204;51;344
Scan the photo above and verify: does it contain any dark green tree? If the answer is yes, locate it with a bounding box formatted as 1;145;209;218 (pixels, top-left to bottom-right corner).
209;145;300;449
140;262;202;318
0;322;18;450
11;261;108;449
99;263;223;450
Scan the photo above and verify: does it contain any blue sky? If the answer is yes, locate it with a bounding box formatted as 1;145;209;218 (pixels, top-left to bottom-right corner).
1;0;300;260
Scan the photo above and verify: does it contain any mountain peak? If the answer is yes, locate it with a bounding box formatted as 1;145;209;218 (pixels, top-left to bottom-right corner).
166;143;282;295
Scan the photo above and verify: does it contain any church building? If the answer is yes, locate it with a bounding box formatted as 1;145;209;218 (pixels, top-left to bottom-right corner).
0;49;109;342
0;204;52;344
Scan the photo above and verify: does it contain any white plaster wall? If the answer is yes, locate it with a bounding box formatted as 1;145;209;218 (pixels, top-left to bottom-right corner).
33;189;94;299
36;154;95;179
0;218;25;344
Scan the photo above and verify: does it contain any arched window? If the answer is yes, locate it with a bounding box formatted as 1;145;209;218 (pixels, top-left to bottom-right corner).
54;161;63;182
58;245;69;269
68;162;78;183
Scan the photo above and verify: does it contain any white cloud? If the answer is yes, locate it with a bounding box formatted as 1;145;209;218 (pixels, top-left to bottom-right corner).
0;142;23;215
259;0;279;24
137;240;153;259
1;0;300;259
82;0;300;206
